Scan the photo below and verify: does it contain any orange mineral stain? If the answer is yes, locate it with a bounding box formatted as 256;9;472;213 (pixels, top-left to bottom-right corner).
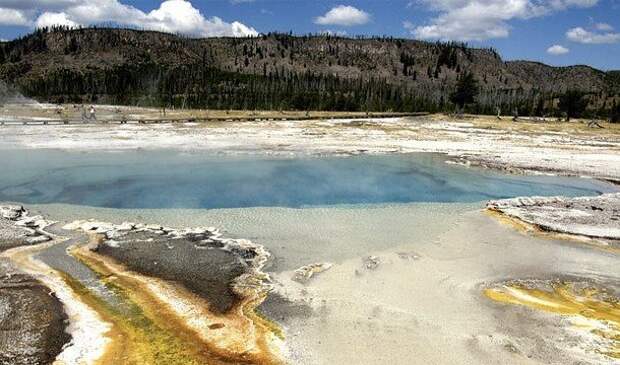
70;244;285;365
484;282;620;359
484;209;620;255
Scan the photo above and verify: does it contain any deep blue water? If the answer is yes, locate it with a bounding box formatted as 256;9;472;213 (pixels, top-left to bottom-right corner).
0;150;616;209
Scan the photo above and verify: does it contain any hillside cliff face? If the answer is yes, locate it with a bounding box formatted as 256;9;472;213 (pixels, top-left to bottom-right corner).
0;28;618;115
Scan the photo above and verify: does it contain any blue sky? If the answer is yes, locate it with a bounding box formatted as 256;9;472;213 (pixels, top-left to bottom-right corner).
0;0;618;70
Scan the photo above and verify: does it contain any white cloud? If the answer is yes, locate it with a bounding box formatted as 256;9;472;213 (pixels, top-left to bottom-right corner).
0;7;31;26
546;44;569;55
0;0;257;37
595;22;613;31
406;0;599;41
314;5;370;26
566;26;620;44
129;0;258;37
36;11;79;28
550;0;598;8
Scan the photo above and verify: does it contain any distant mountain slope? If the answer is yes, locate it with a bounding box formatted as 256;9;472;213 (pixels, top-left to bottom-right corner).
0;27;618;115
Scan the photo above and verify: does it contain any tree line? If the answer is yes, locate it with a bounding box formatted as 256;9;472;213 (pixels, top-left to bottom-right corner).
1;27;618;121
18;62;446;112
13;62;620;121
452;73;620;122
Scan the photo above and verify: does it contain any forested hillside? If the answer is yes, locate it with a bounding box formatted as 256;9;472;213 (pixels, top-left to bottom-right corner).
1;27;618;117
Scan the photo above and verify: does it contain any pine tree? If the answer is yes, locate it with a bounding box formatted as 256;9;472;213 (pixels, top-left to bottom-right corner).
558;90;588;121
450;72;479;110
610;100;620;123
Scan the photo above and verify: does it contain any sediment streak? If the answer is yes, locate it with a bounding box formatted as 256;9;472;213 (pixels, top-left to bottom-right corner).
2;241;111;365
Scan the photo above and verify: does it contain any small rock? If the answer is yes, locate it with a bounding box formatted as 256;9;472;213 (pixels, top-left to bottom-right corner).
25;235;51;245
105;230;124;240
105;240;120;248
363;256;381;270
397;252;420;260
292;263;333;283
87;239;101;251
208;323;225;330
504;342;520;354
0;205;25;220
117;222;135;231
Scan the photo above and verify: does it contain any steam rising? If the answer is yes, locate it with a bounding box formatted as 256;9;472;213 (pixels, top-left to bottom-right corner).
0;81;36;105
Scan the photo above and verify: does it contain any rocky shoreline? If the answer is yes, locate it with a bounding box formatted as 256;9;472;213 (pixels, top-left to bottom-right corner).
1;115;619;183
1;204;284;364
61;218;284;363
0;205;69;365
450;154;620;183
0;205;54;249
487;193;620;246
64;219;274;313
0;260;70;365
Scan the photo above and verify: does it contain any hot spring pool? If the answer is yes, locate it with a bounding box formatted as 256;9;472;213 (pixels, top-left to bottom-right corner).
0;150;616;209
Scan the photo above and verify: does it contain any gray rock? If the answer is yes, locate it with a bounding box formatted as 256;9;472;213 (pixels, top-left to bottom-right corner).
487;193;620;241
0;205;25;220
0;205;53;251
292;263;333;283
363;255;381;270
25;235;51;245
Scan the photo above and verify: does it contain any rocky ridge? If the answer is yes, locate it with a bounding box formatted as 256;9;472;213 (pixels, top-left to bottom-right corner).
1;28;618;113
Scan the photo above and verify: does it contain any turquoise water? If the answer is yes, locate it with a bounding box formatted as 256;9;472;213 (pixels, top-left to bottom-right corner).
0;150;616;209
